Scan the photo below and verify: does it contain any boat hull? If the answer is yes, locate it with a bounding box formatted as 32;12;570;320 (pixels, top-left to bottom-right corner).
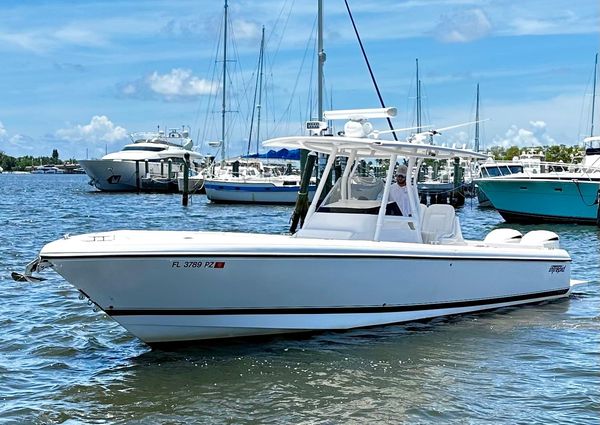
79;159;183;192
476;184;493;207
40;231;572;344
205;181;316;204
177;176;205;193
476;177;600;224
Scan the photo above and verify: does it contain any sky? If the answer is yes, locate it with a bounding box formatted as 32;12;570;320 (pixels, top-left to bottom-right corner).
0;0;598;160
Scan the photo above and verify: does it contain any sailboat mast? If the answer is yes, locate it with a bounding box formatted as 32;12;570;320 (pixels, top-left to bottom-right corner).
475;83;480;152
256;26;265;154
416;58;421;133
221;0;228;162
591;53;598;137
317;0;325;120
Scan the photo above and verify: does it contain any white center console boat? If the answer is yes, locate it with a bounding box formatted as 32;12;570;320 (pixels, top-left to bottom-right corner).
17;108;576;345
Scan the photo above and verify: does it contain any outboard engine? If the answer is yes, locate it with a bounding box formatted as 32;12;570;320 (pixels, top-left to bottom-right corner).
520;230;560;249
483;228;523;244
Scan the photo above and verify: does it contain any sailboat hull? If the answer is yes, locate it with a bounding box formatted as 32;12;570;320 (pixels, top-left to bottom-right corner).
40;231;572;344
205;181;317;204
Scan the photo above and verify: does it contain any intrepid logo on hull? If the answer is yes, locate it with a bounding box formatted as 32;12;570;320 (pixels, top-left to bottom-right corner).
548;265;566;274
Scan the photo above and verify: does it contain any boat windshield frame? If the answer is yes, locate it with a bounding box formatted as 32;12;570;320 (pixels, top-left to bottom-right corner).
264;135;486;242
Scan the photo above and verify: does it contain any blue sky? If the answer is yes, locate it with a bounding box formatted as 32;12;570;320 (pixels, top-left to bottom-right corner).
0;0;598;160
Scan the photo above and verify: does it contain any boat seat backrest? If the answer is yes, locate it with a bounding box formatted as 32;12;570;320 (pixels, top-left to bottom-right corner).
419;203;427;223
421;204;460;244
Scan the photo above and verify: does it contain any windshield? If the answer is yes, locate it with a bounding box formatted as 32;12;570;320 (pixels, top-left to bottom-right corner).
317;174;385;214
481;164;523;177
122;146;166;152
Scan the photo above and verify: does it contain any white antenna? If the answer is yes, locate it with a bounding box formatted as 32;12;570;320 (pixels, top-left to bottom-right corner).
372;124;432;139
426;119;490;135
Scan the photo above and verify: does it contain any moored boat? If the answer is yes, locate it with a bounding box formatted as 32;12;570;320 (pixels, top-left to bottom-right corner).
205;160;317;204
79;127;205;192
476;53;600;222
475;136;600;223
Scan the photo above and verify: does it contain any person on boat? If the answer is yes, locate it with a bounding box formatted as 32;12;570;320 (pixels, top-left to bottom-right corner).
388;164;412;216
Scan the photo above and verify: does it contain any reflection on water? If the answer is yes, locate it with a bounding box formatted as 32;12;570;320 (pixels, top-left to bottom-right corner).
0;174;598;423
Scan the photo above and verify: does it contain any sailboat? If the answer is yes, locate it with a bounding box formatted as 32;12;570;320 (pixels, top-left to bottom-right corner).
414;60;468;206
204;26;317;204
476;54;600;224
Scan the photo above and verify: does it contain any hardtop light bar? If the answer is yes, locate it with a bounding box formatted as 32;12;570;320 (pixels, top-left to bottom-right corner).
323;107;397;120
263;136;488;160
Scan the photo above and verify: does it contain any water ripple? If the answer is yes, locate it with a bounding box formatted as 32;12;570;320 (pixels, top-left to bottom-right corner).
0;174;598;424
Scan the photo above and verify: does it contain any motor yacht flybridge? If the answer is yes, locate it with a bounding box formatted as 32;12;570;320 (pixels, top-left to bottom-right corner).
17;108;575;345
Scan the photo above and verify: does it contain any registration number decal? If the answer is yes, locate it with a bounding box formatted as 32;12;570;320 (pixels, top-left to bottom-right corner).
171;261;225;269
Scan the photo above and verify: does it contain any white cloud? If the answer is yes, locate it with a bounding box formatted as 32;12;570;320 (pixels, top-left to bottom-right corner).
53;26;107;47
434;8;492;43
0;25;107;54
504;9;596;36
2;133;37;155
0;31;51;54
122;83;136;95
9;134;34;145
492;120;557;148
162;17;202;37
55;116;128;143
0;121;6;139
147;68;216;98
444;130;471;147
232;19;261;41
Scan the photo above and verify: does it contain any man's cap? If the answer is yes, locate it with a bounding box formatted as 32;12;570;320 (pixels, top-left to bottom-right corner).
396;164;408;177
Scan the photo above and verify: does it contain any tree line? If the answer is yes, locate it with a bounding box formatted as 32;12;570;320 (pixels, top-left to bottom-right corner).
0;149;78;171
0;144;587;172
488;144;584;163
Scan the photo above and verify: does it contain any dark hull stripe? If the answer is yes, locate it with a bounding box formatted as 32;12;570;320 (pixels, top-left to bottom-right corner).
498;209;598;225
106;288;570;317
205;184;316;193
207;199;298;205
41;253;571;262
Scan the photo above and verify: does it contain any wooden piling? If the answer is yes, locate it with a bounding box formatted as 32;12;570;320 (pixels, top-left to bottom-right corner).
290;152;317;233
182;153;189;206
135;160;140;192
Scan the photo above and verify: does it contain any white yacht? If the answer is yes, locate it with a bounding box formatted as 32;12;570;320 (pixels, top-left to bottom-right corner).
79;127;205;192
16;108;577;345
31;165;65;174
